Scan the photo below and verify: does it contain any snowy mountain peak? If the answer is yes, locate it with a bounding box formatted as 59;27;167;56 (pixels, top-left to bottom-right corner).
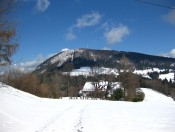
61;48;70;52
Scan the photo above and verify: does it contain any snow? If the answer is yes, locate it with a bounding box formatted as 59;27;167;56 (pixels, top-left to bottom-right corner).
71;67;91;76
70;67;118;76
142;88;174;103
50;49;74;66
71;67;175;82
159;72;174;82
134;68;164;78
81;81;120;92
61;48;70;52
1;84;175;132
134;68;175;81
81;82;94;91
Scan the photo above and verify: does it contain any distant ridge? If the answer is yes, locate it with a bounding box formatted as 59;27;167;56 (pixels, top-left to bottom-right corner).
34;48;175;74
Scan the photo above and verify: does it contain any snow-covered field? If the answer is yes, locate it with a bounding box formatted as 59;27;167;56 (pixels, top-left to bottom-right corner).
1;84;175;132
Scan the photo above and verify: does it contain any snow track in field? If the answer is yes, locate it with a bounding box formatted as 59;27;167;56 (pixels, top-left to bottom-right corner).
37;103;90;132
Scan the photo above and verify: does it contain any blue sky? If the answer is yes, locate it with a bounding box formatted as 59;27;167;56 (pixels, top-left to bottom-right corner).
12;0;175;70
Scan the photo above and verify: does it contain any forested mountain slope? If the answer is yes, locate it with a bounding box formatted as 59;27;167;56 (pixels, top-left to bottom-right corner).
34;48;175;74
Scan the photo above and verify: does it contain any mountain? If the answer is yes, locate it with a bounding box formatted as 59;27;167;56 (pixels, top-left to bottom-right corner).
34;48;175;74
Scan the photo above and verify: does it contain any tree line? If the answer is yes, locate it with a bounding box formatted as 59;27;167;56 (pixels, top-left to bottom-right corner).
0;55;141;101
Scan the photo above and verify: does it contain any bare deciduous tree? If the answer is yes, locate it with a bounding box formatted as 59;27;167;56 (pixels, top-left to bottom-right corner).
119;54;134;73
118;54;139;101
0;0;18;66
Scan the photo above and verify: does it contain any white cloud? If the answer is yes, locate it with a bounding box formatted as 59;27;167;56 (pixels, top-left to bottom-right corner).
36;0;50;12
65;29;76;40
3;54;54;73
13;55;48;72
104;25;130;44
163;9;175;25
65;11;101;41
75;12;101;28
170;49;175;57
160;49;175;58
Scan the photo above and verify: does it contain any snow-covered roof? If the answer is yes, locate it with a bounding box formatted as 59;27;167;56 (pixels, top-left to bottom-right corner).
82;82;95;92
81;81;120;92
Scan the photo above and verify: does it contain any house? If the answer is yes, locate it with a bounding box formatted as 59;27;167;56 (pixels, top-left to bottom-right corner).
79;82;95;97
79;81;121;97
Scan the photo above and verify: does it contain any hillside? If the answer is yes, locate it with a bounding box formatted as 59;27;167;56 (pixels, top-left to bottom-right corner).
34;48;175;74
1;84;175;132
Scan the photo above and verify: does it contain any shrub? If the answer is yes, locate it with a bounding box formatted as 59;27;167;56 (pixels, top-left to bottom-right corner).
132;90;145;102
111;88;123;101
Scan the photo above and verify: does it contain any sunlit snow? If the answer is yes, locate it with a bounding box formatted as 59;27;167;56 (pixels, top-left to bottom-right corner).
1;84;175;132
70;67;174;81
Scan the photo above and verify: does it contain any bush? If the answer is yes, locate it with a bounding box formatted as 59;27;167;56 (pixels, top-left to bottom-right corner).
111;88;123;101
132;90;145;102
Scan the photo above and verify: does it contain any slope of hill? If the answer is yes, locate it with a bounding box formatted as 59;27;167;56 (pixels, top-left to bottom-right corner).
1;84;175;132
34;48;175;74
